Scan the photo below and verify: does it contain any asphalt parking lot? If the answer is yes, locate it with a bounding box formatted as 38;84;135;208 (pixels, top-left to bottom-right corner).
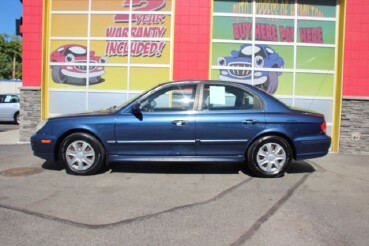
0;138;368;246
0;122;18;132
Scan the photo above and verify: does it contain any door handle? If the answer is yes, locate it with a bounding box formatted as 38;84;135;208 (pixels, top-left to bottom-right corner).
242;120;258;125
172;120;188;126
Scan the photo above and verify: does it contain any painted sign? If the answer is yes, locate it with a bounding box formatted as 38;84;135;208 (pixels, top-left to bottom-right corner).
49;0;172;89
212;0;336;96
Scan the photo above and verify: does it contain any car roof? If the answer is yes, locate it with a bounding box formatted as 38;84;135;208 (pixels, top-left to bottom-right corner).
158;80;251;87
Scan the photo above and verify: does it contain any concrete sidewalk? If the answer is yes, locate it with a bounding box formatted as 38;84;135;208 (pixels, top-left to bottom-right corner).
0;129;21;145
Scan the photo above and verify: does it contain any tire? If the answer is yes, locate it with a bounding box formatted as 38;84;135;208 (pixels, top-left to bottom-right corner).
59;132;105;175
261;72;278;94
51;66;67;83
14;112;19;125
246;135;292;178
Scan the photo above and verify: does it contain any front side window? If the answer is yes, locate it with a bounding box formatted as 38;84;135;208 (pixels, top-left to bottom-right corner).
140;84;197;112
202;84;262;111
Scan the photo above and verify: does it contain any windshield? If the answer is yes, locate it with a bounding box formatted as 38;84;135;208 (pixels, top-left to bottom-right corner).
111;84;161;112
107;94;142;112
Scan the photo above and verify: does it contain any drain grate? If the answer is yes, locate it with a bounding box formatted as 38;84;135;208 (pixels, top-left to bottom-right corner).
0;167;43;177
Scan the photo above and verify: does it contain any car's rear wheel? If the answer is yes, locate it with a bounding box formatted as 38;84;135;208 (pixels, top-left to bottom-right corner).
51;66;67;83
59;132;105;175
246;135;292;177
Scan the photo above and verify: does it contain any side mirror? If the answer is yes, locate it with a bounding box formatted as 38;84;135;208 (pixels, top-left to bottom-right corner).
131;102;143;121
131;102;141;114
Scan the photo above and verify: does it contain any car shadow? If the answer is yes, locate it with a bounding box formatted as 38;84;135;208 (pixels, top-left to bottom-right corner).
42;160;64;171
0;122;19;132
110;160;315;175
41;160;316;176
109;162;242;175
286;160;316;174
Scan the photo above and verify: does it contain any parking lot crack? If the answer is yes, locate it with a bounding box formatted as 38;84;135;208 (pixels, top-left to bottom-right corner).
0;177;253;229
230;174;310;246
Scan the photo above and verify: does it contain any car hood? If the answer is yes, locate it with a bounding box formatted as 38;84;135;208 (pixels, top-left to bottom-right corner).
49;108;115;120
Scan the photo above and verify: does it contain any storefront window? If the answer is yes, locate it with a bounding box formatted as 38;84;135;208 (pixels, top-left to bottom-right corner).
211;0;338;136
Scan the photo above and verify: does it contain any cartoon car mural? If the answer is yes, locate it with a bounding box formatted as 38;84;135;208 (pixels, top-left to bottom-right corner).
217;44;284;94
50;44;107;85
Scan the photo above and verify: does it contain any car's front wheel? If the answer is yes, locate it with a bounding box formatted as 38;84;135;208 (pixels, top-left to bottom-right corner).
59;132;105;175
246;135;292;177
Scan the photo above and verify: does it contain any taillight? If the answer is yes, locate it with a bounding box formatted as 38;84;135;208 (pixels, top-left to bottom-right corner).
320;121;327;133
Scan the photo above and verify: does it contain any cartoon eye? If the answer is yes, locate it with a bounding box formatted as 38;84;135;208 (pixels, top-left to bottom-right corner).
99;57;107;64
217;57;226;66
266;47;275;54
65;54;75;63
254;55;264;68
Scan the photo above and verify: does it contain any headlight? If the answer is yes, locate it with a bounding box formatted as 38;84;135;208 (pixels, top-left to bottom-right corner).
35;120;48;132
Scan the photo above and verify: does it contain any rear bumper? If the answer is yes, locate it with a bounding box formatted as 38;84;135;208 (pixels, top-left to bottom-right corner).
294;135;331;160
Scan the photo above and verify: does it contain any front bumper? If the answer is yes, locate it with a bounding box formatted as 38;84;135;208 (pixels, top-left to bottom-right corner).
30;133;58;161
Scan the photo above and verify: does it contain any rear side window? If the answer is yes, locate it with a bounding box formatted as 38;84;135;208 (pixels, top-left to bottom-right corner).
202;84;262;111
0;95;19;103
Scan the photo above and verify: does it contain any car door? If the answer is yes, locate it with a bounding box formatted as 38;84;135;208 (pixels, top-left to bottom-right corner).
115;83;198;156
196;83;265;156
0;95;19;121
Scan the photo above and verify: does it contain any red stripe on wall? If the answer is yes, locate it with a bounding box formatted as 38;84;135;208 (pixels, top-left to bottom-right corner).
173;0;211;80
343;0;369;97
22;0;43;87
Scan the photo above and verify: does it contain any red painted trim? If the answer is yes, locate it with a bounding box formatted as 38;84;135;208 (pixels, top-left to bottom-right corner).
173;0;211;80
343;0;369;97
21;0;369;97
22;0;43;87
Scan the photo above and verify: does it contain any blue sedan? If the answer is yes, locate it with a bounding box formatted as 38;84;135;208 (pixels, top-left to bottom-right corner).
31;80;331;177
